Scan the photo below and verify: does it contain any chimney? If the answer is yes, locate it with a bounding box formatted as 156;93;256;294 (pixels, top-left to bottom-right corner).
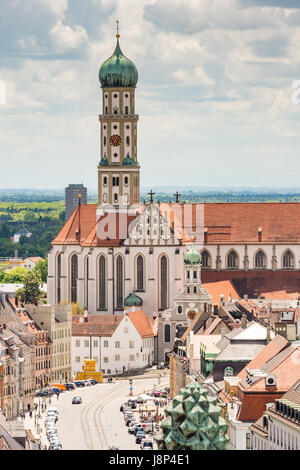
266;325;272;342
241;314;247;329
258;227;262;242
83;310;88;323
220;328;227;338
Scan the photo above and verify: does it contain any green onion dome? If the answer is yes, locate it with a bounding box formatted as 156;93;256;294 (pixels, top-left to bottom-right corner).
122;153;136;166
99;36;138;88
99;154;108;166
184;247;202;265
124;291;142;307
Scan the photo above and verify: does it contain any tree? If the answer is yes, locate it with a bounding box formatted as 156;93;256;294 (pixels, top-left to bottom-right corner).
23;270;41;304
34;259;48;283
0;223;10;238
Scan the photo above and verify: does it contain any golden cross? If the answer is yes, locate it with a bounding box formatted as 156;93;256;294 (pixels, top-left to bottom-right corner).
116;19;120;38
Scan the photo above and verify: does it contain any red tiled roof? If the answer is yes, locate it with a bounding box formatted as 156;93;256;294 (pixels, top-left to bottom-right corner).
72;314;123;336
52;202;300;247
238;334;289;380
128;310;155;339
203;280;240;305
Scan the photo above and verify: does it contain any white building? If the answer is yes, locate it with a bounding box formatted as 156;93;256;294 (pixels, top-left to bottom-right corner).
71;310;155;377
250;379;300;450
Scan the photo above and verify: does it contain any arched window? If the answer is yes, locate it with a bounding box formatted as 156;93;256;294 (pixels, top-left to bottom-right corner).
85;256;89;308
99;255;106;309
116;256;123;310
164;324;171;343
57;253;61;304
136;255;144;291
160;255;168;310
70;254;78;303
126;136;130;146
224;366;233;377
255;250;266;269
283;250;294;269
125;106;129;114
201;250;211;268
227;250;238;269
178;305;182;314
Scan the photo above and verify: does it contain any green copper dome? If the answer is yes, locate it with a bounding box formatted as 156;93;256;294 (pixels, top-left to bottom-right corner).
184;247;202;265
122;153;136;166
124;291;142;307
99;154;108;166
99;37;138;88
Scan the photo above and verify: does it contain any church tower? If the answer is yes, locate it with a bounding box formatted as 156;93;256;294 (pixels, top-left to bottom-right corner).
98;23;140;207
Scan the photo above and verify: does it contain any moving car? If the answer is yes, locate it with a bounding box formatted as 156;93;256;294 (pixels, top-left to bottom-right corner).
72;396;82;404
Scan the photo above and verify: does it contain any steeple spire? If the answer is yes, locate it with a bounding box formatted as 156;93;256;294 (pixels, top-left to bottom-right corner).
116;19;120;39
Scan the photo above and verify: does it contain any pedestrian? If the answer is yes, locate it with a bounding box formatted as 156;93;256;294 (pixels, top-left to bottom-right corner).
56;391;59;400
34;403;38;410
29;410;32;418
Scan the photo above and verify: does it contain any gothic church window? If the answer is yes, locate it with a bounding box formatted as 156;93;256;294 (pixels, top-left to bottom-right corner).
283;250;294;269
116;256;124;310
201;250;211;268
227;250;238;269
160;255;168;310
136;255;144;291
99;255;106;309
57;253;61;304
70;254;78;303
255;250;267;269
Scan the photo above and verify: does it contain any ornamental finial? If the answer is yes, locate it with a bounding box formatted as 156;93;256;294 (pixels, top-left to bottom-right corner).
116;19;120;39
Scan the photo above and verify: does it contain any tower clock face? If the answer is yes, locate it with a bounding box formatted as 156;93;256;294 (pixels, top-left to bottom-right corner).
187;310;196;321
110;134;121;146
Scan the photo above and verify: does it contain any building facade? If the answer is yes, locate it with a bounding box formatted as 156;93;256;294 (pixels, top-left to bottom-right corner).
27;303;72;383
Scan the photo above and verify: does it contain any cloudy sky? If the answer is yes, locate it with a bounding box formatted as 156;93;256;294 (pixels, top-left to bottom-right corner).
1;0;300;190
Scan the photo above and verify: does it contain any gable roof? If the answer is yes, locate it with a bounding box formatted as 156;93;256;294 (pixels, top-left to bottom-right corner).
238;334;289;379
203;281;240;305
72;314;123;336
128;310;155;338
52;202;300;247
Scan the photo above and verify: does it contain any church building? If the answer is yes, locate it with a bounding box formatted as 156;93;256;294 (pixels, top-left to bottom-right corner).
47;28;300;320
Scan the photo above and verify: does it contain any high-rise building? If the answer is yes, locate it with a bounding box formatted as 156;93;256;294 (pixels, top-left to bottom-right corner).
65;184;87;221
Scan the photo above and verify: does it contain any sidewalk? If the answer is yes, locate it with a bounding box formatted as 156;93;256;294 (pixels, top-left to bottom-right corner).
23;399;52;449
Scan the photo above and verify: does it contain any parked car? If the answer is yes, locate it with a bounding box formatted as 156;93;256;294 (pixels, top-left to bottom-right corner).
108;446;119;450
125;417;135;426
134;425;144;435
89;379;98;385
65;383;76;391
142;422;153;433
135;431;145;444
84;380;91;386
35;390;48;397
72;396;82;404
74;381;85;387
157;363;165;370
140;439;153;450
128;423;140;434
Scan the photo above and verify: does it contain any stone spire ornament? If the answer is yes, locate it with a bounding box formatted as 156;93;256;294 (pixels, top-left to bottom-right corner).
155;382;229;450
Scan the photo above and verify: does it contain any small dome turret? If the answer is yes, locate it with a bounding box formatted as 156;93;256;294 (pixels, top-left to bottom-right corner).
184;246;202;265
124;291;142;307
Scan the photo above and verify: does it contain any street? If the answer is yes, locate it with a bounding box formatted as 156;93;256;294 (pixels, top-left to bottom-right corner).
24;373;169;450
